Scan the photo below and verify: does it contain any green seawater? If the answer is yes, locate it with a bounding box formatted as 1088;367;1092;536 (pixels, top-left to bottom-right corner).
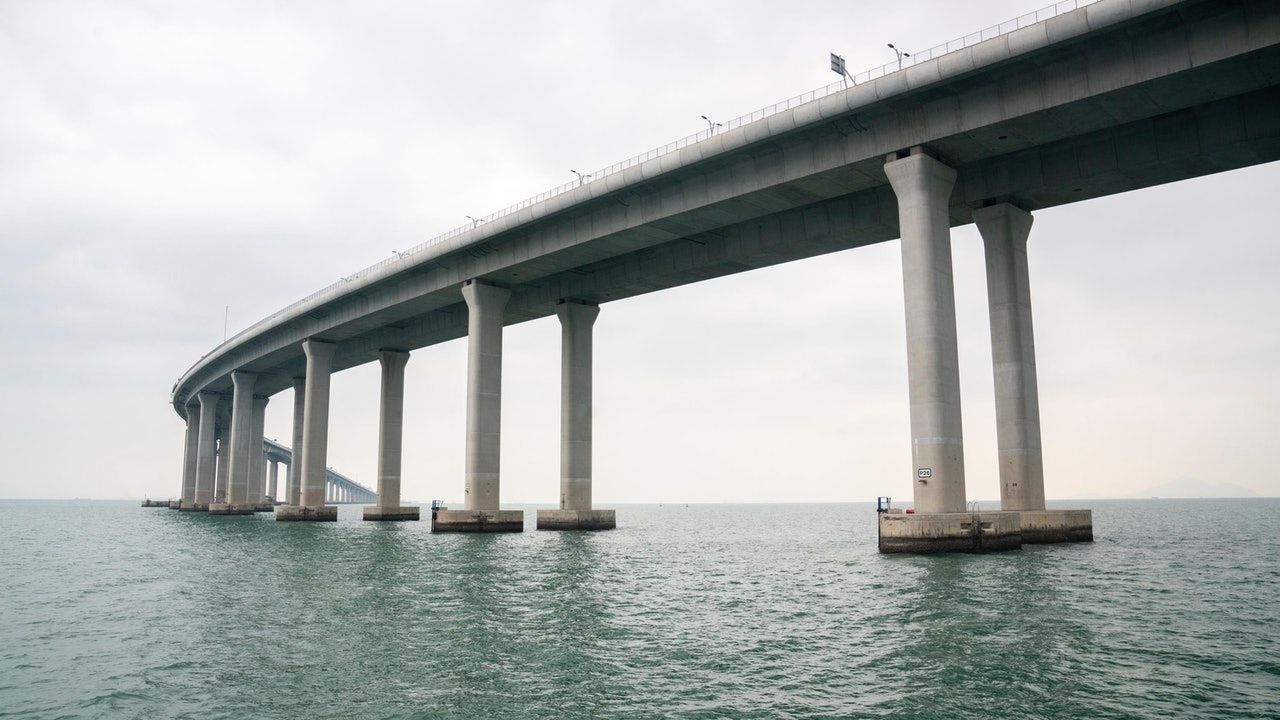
0;499;1277;719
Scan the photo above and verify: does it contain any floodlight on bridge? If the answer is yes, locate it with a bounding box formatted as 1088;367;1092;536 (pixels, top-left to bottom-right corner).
888;43;911;69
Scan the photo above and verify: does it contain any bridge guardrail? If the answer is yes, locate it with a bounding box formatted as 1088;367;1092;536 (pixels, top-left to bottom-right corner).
175;0;1101;396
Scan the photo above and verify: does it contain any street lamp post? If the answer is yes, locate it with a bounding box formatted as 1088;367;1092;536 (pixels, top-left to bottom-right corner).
888;43;911;70
570;169;591;186
700;115;722;136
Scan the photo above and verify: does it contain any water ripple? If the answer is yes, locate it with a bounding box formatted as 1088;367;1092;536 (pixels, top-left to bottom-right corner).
0;499;1277;719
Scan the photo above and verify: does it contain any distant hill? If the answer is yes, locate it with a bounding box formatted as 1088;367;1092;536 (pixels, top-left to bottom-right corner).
1141;477;1262;498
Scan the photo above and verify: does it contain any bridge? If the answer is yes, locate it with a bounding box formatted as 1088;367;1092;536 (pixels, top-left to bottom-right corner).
263;439;377;506
164;0;1280;544
152;438;376;509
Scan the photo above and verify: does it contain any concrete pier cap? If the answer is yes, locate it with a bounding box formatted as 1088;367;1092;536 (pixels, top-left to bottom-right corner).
879;510;1022;553
433;509;524;532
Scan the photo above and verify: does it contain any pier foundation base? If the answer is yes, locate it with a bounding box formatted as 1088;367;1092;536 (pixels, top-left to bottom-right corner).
178;502;208;512
167;501;181;509
879;511;1022;553
432;509;523;533
363;505;420;521
536;509;616;530
275;505;338;522
1019;509;1093;544
208;502;255;516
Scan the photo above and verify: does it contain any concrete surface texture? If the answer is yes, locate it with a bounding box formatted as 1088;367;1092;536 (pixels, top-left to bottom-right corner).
298;339;336;510
878;510;1022;553
973;203;1047;512
363;349;417;521
288;377;305;506
885;150;967;515
247;395;268;506
433;509;524;533
225;371;256;508
556;300;599;513
1019;509;1094;543
461;281;510;515
179;406;199;507
189;391;218;510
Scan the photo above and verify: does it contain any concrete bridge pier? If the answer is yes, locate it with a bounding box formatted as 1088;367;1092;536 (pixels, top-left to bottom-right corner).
177;402;199;509
213;402;230;503
538;300;615;530
435;280;523;532
248;395;272;511
878;148;1018;553
210;371;258;515
278;339;338;521
974;202;1092;544
268;460;279;503
185;391;220;511
364;349;418;521
287;377;304;506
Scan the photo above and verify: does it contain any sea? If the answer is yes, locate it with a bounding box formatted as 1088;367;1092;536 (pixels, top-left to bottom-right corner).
0;499;1276;719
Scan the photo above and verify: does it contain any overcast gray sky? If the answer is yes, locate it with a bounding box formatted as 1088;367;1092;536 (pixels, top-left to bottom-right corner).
2;0;1277;503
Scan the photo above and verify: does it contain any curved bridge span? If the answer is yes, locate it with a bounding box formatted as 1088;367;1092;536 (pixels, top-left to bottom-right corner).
262;439;376;506
166;0;1280;540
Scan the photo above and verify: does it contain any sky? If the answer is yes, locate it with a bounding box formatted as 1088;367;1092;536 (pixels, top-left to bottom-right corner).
1;0;1277;503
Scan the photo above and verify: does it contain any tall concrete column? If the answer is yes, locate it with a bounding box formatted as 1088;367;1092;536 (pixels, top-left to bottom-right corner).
247;395;269;508
212;371;257;514
537;300;615;530
434;280;522;531
364;349;418;521
974;203;1046;512
279;339;338;521
288;377;305;506
180;404;200;506
188;392;219;511
268;460;279;501
885;149;966;514
214;403;231;503
463;281;508;512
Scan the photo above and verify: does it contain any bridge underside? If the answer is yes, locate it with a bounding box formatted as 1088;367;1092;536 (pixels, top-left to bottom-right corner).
186;4;1280;399
235;85;1280;395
